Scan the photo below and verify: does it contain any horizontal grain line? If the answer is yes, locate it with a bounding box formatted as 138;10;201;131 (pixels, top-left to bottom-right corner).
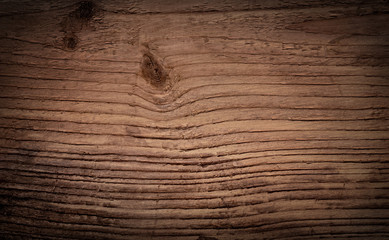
2;84;388;103
3;185;389;210
1;94;388;117
170;61;389;69
2;136;388;153
2;81;388;103
3;197;389;224
164;50;389;60
3;156;388;177
2;73;388;89
1;52;139;63
2;182;388;204
1;145;387;161
3;59;389;75
1;115;388;133
7;51;389;68
3;149;387;166
0;62;139;75
1;208;389;229
1;219;388;240
2;174;388;195
2;125;387;141
171;34;389;47
1;74;388;109
3;164;388;186
1;81;388;109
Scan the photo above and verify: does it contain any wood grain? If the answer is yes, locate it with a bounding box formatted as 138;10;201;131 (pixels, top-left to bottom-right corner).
0;0;388;239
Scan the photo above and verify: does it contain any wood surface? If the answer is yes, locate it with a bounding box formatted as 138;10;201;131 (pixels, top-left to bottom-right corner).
0;0;389;239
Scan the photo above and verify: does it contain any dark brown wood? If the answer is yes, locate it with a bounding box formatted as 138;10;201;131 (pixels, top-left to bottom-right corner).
0;0;389;239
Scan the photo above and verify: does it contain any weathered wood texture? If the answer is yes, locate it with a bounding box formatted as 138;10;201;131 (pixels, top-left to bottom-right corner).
0;0;389;239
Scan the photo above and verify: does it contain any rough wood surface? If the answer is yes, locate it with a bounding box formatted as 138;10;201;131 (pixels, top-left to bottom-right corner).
0;1;389;239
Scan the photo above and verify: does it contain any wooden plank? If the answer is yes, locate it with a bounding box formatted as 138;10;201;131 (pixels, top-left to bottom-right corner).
0;0;388;239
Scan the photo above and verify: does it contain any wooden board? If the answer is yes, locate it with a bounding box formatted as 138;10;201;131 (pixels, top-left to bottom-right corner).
0;1;389;239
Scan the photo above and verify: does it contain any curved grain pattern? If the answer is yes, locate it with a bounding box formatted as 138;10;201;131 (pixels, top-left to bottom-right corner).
0;1;388;239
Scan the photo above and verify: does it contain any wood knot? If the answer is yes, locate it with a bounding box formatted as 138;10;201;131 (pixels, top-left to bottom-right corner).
60;1;97;51
76;1;95;20
141;52;169;89
63;34;78;50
